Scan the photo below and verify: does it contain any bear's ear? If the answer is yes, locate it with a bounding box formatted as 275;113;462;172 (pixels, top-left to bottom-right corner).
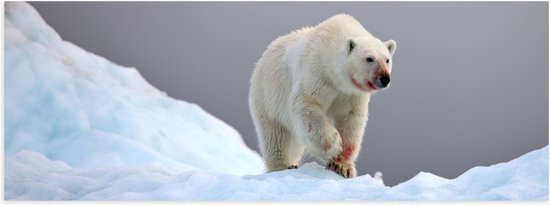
348;39;356;54
384;39;397;56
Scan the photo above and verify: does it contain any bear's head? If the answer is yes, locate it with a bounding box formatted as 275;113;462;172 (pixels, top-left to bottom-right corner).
335;36;396;95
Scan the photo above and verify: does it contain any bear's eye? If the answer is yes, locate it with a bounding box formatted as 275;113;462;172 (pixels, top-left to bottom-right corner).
366;57;374;63
386;59;390;63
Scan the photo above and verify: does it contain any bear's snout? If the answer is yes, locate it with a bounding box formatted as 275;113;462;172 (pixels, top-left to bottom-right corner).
375;75;390;88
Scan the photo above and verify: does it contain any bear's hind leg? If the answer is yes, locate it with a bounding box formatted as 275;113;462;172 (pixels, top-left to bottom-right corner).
258;118;304;172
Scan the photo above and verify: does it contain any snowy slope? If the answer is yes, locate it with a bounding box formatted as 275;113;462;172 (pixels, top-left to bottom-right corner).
4;2;264;176
4;2;548;201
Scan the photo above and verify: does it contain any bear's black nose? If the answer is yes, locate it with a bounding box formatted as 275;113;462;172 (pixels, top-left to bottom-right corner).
376;75;391;88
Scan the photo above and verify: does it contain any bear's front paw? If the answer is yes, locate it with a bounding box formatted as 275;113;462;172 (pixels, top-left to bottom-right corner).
322;128;343;158
326;160;356;178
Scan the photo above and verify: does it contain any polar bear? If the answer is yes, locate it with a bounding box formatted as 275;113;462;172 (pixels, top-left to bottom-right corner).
249;14;396;178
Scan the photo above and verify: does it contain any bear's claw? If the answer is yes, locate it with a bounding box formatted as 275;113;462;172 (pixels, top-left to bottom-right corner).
287;165;298;169
326;161;356;178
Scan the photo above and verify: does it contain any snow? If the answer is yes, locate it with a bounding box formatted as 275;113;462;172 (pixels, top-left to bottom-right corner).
5;147;549;200
4;2;264;176
4;2;548;201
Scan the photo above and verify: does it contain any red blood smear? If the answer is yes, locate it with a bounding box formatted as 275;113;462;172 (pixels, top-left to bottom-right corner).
335;144;355;162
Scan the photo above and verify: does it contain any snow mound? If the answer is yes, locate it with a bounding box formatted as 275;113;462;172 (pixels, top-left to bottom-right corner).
5;147;548;200
4;2;264;176
4;2;548;201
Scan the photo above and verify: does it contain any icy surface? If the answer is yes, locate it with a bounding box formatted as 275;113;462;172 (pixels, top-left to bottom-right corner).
5;147;548;200
4;2;548;201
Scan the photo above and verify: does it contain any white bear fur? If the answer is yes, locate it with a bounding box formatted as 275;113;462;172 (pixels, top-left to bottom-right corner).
249;14;396;178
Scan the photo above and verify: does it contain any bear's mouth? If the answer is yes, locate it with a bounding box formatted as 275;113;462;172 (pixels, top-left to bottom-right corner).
351;77;376;92
366;81;377;90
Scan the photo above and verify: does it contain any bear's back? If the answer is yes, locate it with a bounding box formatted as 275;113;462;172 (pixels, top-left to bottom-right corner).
313;14;372;40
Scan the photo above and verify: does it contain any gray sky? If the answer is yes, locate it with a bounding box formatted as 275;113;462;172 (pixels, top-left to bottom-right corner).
30;2;548;186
